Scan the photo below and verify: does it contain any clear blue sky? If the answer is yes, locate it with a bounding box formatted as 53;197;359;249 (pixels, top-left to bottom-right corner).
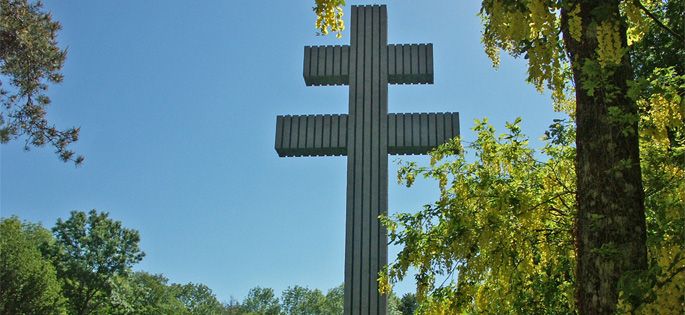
1;0;561;302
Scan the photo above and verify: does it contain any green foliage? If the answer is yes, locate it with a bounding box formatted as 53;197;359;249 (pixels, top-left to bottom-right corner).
50;209;145;315
106;272;186;315
0;217;66;314
231;284;345;315
398;293;418;315
3;212;363;315
382;118;577;314
623;74;685;314
618;4;685;310
242;287;281;315
172;282;226;315
629;0;685;79
386;292;404;315
382;115;684;314
0;0;82;164
322;284;344;314
281;285;328;315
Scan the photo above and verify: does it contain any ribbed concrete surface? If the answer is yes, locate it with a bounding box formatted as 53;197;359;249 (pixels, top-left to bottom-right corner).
276;5;459;314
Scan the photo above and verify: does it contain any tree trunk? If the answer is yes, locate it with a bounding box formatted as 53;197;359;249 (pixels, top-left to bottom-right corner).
561;1;648;314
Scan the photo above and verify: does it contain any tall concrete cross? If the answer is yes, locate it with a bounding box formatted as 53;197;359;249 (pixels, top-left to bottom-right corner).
274;5;459;315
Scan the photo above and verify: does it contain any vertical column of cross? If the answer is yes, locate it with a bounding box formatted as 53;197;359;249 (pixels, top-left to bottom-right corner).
376;5;389;315
344;6;359;314
344;5;388;315
377;5;389;315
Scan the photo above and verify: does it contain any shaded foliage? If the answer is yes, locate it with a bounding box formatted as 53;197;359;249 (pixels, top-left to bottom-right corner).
398;293;418;315
0;217;65;314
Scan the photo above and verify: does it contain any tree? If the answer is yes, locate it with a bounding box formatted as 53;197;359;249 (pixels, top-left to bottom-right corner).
380;116;682;314
381;119;578;314
50;209;145;315
0;0;82;164
629;0;684;79
223;297;246;315
2;213;245;315
106;272;186;315
397;293;418;315
172;282;226;315
281;285;327;315
0;217;66;314
315;1;684;313
386;292;402;315
322;284;344;314
242;287;281;315
556;3;646;313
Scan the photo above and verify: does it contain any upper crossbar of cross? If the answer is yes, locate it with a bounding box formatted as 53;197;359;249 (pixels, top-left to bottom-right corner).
275;5;458;158
303;43;433;86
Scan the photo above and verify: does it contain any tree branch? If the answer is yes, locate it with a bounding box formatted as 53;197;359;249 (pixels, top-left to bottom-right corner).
634;0;684;43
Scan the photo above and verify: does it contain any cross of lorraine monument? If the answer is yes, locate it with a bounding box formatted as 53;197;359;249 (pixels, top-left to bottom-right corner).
275;5;459;315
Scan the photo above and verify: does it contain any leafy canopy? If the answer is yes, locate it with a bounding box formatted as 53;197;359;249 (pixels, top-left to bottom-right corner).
50;210;145;315
380;112;683;314
0;217;66;314
381;118;577;314
242;287;281;315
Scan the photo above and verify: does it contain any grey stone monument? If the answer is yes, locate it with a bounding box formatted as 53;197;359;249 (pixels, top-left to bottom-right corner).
274;5;459;315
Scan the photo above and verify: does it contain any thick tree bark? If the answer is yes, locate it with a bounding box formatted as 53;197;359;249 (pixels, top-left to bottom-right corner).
561;1;648;314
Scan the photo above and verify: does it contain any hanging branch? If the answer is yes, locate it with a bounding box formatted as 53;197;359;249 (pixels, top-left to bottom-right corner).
633;0;684;43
